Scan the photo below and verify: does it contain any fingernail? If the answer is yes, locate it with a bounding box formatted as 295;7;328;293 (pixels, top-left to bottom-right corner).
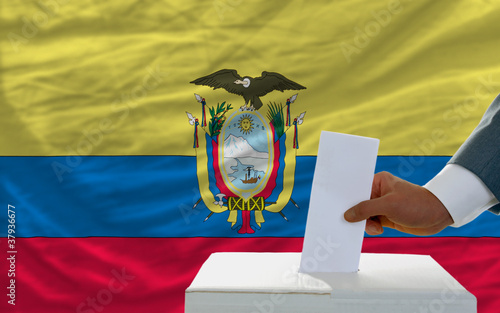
344;209;355;222
368;224;381;234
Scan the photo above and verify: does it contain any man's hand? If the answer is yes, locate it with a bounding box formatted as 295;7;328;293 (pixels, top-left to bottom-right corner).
344;172;454;236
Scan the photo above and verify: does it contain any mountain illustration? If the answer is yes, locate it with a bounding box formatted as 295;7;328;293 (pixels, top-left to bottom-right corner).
224;134;268;159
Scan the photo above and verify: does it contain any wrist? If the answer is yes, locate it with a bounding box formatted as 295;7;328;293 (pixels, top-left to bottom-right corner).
421;187;454;233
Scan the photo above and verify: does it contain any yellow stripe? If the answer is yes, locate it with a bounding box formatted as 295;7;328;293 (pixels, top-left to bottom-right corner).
1;0;499;156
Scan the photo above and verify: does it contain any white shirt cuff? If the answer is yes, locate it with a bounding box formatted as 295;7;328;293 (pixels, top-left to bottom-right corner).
423;164;499;227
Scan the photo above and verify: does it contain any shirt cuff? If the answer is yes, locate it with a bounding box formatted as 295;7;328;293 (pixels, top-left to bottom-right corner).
423;164;499;227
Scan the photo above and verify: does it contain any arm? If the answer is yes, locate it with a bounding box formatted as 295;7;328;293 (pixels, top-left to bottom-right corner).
345;94;500;235
448;93;500;212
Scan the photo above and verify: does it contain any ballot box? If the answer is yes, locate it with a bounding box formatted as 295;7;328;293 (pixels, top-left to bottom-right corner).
185;252;476;313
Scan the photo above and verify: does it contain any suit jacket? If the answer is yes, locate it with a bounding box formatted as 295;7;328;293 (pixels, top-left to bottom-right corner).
450;93;500;214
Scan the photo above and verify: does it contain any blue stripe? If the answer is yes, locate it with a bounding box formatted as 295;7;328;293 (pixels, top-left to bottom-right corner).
0;155;497;238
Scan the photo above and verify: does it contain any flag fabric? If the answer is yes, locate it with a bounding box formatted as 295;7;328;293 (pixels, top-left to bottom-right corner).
1;1;500;312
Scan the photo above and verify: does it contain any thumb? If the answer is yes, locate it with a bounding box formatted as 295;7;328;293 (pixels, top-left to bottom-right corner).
344;197;391;223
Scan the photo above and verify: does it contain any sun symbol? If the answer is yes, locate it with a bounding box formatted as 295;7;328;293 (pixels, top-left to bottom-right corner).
238;115;254;135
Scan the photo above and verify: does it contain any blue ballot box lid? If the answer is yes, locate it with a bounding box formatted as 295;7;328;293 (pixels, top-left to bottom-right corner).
185;252;476;313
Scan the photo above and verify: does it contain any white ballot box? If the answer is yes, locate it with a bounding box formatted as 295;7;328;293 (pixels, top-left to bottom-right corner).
185;252;476;313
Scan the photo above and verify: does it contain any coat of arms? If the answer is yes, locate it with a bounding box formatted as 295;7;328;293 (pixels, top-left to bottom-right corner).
186;69;306;234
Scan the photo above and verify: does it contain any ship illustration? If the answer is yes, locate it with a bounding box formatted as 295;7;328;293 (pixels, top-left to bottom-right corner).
241;166;261;184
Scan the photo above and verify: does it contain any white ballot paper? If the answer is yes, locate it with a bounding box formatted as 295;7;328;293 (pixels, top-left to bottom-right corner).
300;131;379;273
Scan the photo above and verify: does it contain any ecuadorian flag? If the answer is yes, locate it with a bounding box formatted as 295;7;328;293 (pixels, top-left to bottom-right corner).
1;1;500;312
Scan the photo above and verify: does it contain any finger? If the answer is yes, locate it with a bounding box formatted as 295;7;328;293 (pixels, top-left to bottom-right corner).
370;172;384;199
344;197;392;223
376;216;430;236
378;215;396;230
370;171;392;199
365;218;384;235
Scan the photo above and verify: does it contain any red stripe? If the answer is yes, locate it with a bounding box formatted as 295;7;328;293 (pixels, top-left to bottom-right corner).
3;237;499;313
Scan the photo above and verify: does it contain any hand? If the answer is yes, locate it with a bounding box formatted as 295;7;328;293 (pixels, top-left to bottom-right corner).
344;172;454;236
